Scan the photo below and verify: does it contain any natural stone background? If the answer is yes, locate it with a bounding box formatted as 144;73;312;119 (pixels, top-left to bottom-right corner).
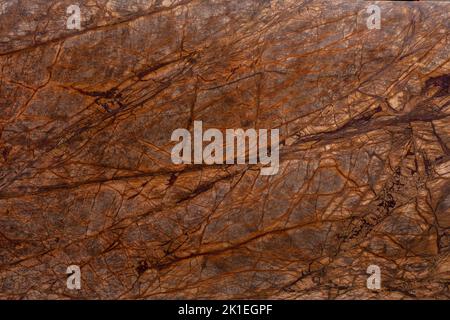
0;0;449;299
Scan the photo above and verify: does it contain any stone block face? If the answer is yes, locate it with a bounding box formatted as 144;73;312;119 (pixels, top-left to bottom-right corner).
0;0;449;299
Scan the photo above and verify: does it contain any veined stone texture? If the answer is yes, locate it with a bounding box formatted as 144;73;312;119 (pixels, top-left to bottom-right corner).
0;0;449;299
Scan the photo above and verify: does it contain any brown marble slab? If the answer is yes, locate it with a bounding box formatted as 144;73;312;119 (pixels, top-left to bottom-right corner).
0;0;449;299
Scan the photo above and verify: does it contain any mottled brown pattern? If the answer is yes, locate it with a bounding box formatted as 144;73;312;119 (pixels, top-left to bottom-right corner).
0;0;449;299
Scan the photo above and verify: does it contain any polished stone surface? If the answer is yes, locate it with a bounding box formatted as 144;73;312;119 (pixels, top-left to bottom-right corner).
0;0;449;299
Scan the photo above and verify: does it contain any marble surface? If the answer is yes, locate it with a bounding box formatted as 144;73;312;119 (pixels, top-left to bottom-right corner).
0;0;449;299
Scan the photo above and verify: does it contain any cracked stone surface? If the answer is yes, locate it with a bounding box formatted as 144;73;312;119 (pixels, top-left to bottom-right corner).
0;0;449;299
